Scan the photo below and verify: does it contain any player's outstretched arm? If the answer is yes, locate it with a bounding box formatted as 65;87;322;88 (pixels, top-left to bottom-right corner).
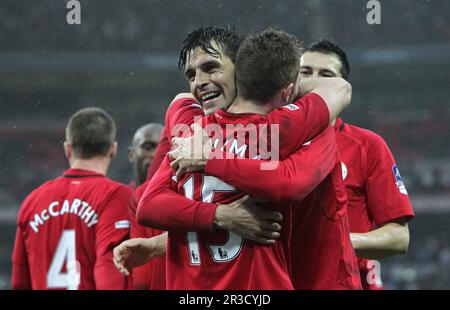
351;219;410;259
298;77;352;122
113;234;168;276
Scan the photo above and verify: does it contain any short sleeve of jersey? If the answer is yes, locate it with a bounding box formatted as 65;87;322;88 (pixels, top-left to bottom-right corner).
95;185;132;258
12;226;28;266
365;134;415;226
128;190;147;239
268;93;330;154
165;97;204;139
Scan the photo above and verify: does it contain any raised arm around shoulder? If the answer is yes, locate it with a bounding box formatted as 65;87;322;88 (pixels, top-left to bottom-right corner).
171;93;197;105
205;127;338;203
298;77;352;121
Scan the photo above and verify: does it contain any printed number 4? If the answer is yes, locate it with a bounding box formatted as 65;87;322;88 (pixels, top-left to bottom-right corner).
47;229;80;290
183;176;244;265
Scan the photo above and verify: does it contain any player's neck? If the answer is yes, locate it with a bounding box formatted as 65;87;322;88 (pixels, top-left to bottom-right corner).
227;96;276;115
69;157;110;176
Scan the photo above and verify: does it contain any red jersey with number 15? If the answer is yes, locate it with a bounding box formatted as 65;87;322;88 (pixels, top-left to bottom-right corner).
140;93;330;289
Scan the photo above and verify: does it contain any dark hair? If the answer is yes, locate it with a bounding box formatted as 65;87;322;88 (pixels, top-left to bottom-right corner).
304;40;350;80
236;28;302;103
178;26;243;71
66;107;116;159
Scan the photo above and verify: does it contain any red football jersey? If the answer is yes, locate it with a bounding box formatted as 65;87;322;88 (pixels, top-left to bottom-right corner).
334;118;415;289
290;164;362;290
129;181;166;290
12;169;131;290
138;94;330;289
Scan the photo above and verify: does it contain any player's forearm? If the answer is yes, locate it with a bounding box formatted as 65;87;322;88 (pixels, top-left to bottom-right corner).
151;232;168;257
137;188;216;232
205;128;337;204
298;77;352;121
206;158;320;203
351;222;410;260
137;160;217;232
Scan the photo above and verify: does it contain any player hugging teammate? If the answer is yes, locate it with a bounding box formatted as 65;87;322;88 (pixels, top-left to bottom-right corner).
12;26;414;290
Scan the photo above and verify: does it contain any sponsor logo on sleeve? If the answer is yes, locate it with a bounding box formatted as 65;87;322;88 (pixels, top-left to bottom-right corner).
392;164;408;195
341;162;348;181
115;220;130;229
283;104;300;111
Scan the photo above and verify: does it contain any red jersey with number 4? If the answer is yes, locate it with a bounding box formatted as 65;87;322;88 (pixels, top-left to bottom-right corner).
334;118;415;290
12;169;131;290
139;94;331;289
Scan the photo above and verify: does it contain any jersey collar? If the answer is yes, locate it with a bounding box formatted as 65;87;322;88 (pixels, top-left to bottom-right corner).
63;168;106;179
214;108;265;125
334;117;345;132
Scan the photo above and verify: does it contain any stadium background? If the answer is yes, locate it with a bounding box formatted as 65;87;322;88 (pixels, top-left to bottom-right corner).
0;0;449;290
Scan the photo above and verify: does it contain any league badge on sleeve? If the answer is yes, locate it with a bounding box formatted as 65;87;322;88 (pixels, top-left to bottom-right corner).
115;220;130;229
392;164;408;195
283;103;300;111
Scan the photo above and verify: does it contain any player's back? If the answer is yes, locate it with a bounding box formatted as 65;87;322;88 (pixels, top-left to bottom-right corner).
167;111;293;290
15;168;131;290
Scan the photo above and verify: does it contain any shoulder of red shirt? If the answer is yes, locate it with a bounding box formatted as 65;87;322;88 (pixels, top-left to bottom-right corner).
334;118;389;147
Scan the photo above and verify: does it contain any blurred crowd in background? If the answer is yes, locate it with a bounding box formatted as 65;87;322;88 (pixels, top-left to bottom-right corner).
0;0;449;289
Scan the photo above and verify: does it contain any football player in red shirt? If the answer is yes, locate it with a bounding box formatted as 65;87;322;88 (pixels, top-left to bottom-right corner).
121;29;358;289
127;123;164;289
12;108;131;290
298;40;415;289
127;182;167;290
127;123;163;189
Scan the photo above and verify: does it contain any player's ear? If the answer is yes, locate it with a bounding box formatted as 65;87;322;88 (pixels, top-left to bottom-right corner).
110;142;118;159
63;141;72;160
127;146;134;163
281;83;295;105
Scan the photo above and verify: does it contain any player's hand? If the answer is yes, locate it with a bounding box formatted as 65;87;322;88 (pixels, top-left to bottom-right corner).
214;195;283;246
170;158;207;180
169;123;211;159
113;235;167;276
